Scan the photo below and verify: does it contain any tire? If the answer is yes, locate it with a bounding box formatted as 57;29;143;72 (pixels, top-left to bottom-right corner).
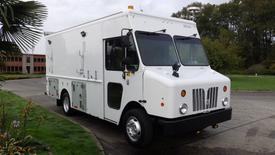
61;92;74;116
123;109;153;147
56;99;62;106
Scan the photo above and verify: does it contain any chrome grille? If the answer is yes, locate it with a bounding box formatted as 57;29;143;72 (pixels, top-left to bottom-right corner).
192;87;218;112
192;88;205;111
206;87;218;109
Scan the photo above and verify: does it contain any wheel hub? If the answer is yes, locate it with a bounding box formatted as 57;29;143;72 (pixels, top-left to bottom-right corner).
126;116;141;142
63;96;70;112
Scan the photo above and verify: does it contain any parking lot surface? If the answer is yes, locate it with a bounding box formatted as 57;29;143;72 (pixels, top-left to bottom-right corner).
3;78;275;155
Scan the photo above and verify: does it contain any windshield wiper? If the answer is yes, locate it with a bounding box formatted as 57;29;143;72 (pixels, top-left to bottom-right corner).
139;29;167;36
153;29;166;33
176;34;198;40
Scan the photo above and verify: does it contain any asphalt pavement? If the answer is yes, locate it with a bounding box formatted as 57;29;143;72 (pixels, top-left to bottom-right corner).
2;78;275;155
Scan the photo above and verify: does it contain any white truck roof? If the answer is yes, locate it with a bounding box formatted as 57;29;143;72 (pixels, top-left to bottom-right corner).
47;10;196;38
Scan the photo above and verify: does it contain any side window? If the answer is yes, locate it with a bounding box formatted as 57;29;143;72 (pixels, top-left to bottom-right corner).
105;35;139;71
107;83;123;109
105;37;124;71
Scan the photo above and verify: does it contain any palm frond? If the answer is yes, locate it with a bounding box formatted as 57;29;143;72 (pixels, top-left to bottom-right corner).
0;0;47;53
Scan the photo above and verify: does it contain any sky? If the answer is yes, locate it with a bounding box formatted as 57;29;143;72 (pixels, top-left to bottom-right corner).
32;0;230;54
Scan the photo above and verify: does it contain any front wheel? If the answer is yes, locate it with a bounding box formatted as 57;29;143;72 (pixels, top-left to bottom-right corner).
123;109;153;147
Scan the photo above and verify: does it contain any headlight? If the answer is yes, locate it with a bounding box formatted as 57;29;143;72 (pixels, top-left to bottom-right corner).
179;104;188;114
222;97;229;106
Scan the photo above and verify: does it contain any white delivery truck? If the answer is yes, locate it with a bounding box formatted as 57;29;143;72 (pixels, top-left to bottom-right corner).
46;9;232;147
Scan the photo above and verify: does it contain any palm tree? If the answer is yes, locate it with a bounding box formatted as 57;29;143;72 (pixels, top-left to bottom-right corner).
0;0;47;53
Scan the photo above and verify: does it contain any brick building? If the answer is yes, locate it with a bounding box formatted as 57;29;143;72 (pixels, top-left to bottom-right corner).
0;54;46;74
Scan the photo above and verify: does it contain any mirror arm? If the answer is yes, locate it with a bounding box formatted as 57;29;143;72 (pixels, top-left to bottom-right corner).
122;70;126;79
121;28;133;36
122;69;130;80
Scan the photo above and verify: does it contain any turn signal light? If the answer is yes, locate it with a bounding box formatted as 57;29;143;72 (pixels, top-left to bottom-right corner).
181;90;186;97
223;86;227;92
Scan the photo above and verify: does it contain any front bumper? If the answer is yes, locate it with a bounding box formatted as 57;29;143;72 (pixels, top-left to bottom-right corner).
157;108;232;135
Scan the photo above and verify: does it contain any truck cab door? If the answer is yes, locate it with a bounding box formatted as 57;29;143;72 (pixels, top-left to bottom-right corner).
103;35;141;123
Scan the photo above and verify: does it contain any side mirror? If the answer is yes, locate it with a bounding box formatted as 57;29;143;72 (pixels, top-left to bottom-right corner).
172;63;181;72
122;57;131;66
172;62;181;78
122;36;130;47
121;32;132;47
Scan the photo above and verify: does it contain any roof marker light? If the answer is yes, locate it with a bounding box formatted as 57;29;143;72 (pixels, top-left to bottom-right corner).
128;5;134;10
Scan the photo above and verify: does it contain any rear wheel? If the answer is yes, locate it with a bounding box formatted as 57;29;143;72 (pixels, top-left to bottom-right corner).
123;109;153;147
61;92;74;116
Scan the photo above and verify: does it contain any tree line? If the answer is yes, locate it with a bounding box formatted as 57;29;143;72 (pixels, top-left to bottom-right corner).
172;0;275;74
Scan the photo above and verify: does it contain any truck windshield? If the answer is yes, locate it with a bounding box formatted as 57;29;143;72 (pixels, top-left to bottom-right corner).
174;36;209;66
135;31;178;66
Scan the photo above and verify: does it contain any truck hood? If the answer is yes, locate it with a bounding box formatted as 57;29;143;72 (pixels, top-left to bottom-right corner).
144;66;230;87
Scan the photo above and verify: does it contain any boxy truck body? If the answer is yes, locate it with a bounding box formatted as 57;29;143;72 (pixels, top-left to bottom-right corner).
46;11;232;146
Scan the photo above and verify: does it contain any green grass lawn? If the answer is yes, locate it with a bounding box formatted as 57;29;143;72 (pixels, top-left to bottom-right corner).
0;73;45;80
229;75;275;91
0;91;100;155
